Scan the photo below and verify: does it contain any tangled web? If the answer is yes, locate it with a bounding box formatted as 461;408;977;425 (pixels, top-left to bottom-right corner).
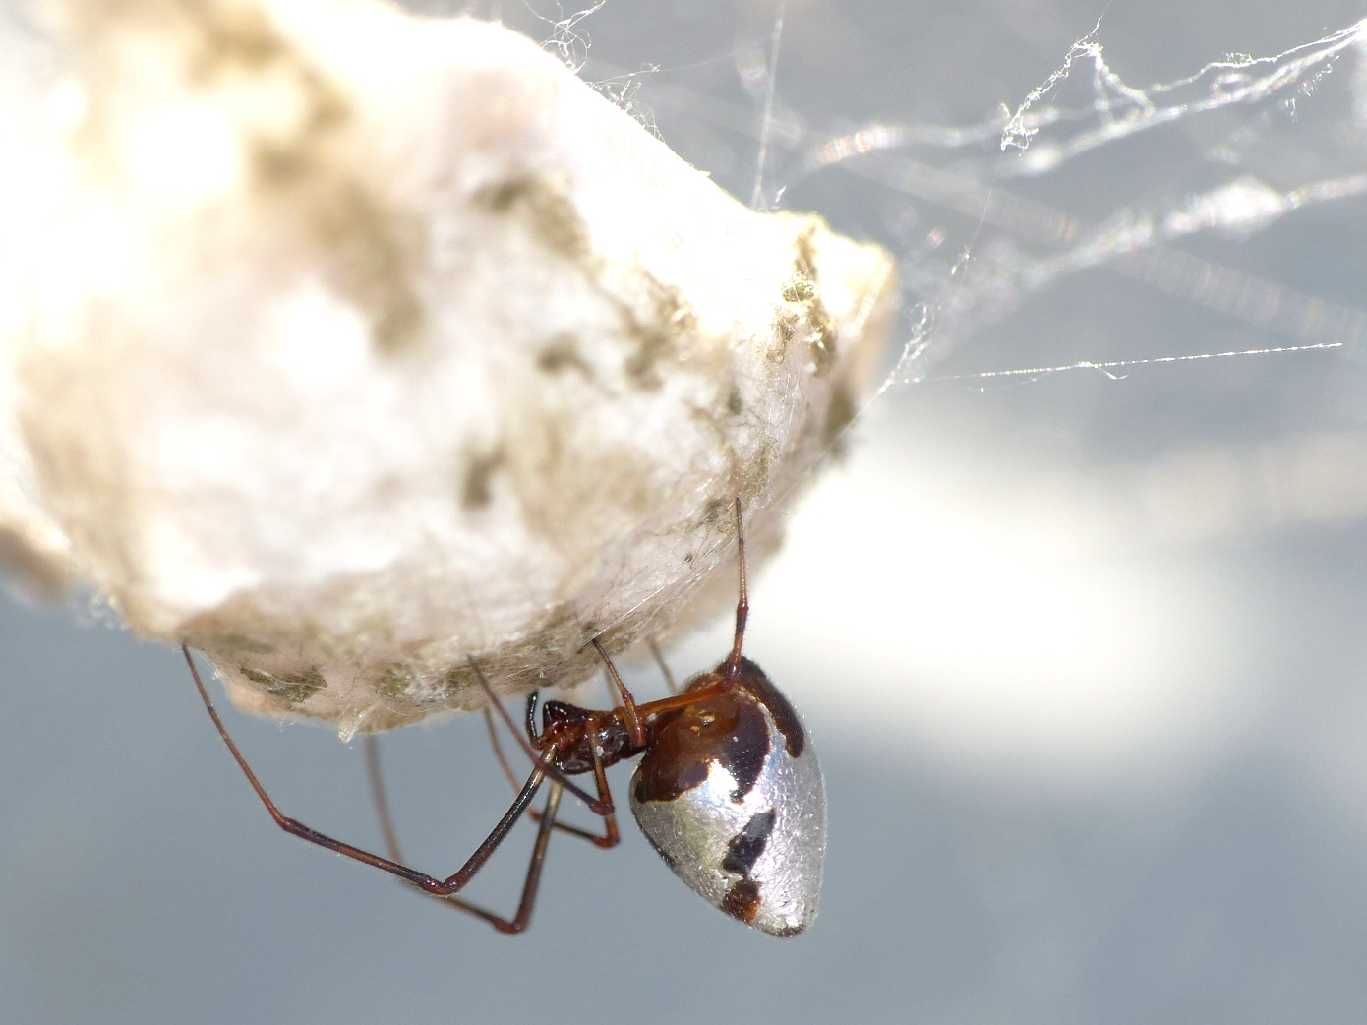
549;5;1367;402
806;17;1367;395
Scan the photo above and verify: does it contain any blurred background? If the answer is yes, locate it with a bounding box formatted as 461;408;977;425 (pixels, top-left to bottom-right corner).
5;1;1367;1022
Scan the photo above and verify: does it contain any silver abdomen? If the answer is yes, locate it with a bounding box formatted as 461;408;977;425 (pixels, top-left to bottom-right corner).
629;659;826;936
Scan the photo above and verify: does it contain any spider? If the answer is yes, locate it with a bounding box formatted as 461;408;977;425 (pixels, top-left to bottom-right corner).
183;498;826;935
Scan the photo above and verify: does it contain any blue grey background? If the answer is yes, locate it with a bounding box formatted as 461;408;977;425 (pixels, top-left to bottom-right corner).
6;2;1367;1023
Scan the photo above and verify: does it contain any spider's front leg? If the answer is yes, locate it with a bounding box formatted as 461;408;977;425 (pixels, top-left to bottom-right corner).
477;704;620;849
184;646;548;906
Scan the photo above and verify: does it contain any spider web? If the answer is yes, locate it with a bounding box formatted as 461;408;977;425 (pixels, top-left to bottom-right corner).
527;4;1365;407
777;14;1363;401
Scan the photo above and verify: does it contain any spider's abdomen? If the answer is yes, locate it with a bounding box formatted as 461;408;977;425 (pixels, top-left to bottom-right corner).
629;658;825;937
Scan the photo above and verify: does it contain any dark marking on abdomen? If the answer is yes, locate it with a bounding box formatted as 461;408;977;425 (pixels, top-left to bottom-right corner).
721;878;761;924
722;810;776;877
633;755;708;805
728;657;805;757
720;700;770;802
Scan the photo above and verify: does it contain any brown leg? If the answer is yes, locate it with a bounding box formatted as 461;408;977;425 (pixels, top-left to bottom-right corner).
482;705;619;849
184;644;546;897
484;706;524;794
725;496;749;678
630;678;734;719
591;637;645;747
467;657;611;814
365;724;592;934
646;637;679;694
428;780;565;934
576;737;621;849
363;734;403;863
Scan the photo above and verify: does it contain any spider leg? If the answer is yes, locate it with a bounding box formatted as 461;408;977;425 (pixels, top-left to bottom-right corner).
363;734;404;863
481;704;619;848
467;657;611;814
725;496;749;678
484;705;525;794
591;637;646;747
646;637;679;694
185;644;545;897
364;712;606;933
424;780;565;934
